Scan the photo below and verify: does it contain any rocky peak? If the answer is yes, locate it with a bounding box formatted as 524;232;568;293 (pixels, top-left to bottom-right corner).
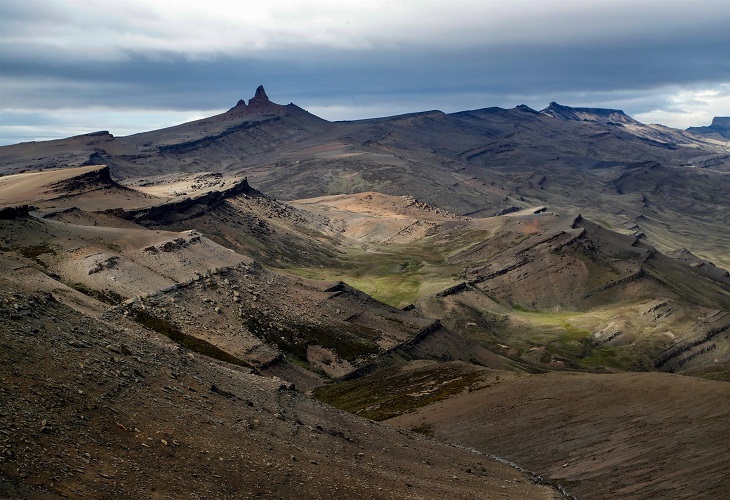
228;85;279;114
515;104;539;114
687;117;730;138
540;102;637;125
710;117;730;129
248;85;272;109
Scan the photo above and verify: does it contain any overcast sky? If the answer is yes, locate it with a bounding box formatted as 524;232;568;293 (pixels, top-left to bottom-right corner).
2;0;730;145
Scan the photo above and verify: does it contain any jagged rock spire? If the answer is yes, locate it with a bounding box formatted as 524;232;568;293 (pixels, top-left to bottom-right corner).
248;85;271;108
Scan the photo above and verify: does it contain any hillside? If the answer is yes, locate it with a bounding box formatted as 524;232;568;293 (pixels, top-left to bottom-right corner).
2;88;729;270
0;90;729;499
387;371;730;500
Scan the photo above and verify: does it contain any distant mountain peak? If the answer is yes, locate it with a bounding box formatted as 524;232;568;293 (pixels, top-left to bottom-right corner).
249;85;270;107
515;104;539;114
710;117;730;129
687;116;730;139
228;85;278;114
540;102;635;123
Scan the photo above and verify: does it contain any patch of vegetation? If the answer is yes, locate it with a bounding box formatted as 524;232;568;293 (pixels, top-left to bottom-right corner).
410;423;434;436
399;259;423;273
101;241;122;253
16;243;58;268
510;233;533;246
241;314;379;363
493;306;631;370
314;363;489;421
129;308;252;368
17;244;56;258
443;303;509;347
285;243;464;307
512;303;535;313
594;219;614;229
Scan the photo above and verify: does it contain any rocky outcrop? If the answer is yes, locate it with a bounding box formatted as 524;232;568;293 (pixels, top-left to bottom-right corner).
668;248;730;283
336;320;444;382
655;312;730;370
710;117;730;129
540;102;639;126
248;85;270;108
687;117;730;139
435;282;468;298
113;177;261;226
227;85;281;115
230;98;247;111
582;268;645;298
0;205;31;219
46;165;120;194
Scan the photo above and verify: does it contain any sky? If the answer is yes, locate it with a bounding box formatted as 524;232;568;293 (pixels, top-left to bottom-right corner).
2;0;730;145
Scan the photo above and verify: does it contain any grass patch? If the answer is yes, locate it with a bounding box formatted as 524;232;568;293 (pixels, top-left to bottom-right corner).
129;308;252;368
498;306;629;370
512;303;535;313
314;363;489;421
101;241;122;252
442;303;509;349
17;244;56;258
279;225;498;307
284;244;464;307
410;423;434;436
241;314;379;363
16;243;58;268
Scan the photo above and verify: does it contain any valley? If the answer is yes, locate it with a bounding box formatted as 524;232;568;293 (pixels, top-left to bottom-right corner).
1;87;729;499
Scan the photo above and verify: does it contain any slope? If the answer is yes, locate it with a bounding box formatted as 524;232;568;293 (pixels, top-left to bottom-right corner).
2;92;729;268
387;371;730;500
0;272;559;500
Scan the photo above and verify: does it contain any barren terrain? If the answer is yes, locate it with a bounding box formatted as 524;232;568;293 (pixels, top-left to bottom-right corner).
388;371;730;499
1;88;728;499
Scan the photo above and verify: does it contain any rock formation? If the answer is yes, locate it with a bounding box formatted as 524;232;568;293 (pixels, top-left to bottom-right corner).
687;116;730;139
540;101;638;125
228;85;280;114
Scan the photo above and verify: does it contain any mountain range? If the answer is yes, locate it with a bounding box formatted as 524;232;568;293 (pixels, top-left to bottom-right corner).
0;87;729;499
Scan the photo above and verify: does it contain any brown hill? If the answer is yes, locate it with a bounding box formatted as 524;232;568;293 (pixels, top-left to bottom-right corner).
387;371;730;500
0;272;559;500
1;90;729;269
0;165;159;212
2;89;730;499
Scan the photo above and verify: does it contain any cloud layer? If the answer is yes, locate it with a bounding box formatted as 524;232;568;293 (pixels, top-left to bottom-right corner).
2;0;729;144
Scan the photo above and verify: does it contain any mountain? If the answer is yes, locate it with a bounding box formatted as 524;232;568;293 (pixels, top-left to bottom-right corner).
540;101;639;125
0;86;331;179
1;88;729;498
687;116;730;139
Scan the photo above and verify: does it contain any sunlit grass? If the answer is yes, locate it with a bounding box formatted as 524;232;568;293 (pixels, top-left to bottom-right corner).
281;233;485;307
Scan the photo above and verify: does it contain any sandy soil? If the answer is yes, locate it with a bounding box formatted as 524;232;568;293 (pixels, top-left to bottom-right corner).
0;165;160;211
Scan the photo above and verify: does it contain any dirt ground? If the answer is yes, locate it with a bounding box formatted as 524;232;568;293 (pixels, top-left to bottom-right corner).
0;274;561;499
389;371;730;499
0;164;728;500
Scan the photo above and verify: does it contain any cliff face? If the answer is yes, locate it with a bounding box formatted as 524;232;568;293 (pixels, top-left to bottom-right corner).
116;177;259;226
710;117;730;129
687;117;730;139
